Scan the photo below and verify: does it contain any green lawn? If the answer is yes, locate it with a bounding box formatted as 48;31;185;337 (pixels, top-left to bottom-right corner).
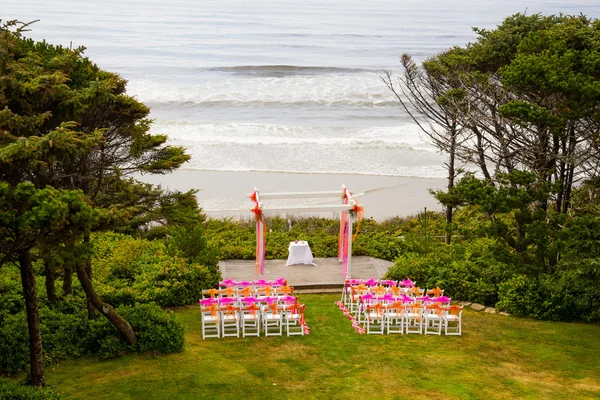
45;294;600;399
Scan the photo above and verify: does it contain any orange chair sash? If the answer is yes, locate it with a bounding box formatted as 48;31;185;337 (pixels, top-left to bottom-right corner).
449;305;463;316
224;305;238;321
367;303;385;320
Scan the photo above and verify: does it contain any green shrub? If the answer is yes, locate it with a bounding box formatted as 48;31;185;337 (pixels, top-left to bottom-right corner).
497;259;600;322
385;238;516;306
0;266;24;323
92;232;219;307
166;223;219;267
119;303;184;353
0;303;185;374
0;312;29;374
0;378;66;400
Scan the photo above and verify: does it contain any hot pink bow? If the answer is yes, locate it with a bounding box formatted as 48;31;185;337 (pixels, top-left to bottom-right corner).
200;298;217;306
219;279;235;287
274;278;286;286
241;296;259;304
366;278;378;286
281;295;297;304
401;294;414;303
401;279;415;288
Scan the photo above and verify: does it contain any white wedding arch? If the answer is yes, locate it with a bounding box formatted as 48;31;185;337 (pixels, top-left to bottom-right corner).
249;185;363;278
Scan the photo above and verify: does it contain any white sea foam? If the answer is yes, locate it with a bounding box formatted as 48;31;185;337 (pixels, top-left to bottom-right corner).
127;73;395;107
151;121;437;152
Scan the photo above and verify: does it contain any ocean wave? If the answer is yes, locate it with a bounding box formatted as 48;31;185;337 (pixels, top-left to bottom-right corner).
126;73;395;106
200;65;376;77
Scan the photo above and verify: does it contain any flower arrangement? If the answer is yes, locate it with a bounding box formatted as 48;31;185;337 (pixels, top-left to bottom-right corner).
335;301;365;334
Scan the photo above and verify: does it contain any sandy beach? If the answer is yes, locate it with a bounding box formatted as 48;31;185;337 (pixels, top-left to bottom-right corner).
138;169;447;220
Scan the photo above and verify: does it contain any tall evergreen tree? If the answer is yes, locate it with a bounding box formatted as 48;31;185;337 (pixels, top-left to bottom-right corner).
0;20;192;384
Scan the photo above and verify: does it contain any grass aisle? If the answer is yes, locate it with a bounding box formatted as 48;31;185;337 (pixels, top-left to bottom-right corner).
46;294;600;399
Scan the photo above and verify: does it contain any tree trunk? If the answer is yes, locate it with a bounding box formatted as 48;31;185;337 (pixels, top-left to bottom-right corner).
62;266;72;296
82;231;96;318
445;130;457;245
75;266;138;347
472;126;492;181
43;261;58;304
19;251;45;387
85;262;96;319
562;163;575;214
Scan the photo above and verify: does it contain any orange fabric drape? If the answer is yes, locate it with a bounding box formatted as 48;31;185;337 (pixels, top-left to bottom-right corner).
251;204;267;275
351;204;364;241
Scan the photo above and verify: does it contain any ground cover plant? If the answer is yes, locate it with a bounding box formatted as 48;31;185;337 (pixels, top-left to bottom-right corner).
36;294;600;399
0;378;66;400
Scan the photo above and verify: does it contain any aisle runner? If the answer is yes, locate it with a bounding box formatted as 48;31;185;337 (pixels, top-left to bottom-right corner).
335;301;365;335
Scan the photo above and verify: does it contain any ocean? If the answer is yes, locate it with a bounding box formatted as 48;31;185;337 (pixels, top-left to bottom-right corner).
3;0;600;179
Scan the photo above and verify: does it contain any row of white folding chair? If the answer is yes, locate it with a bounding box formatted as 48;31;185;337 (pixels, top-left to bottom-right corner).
344;286;420;309
261;304;305;337
343;285;446;308
200;295;299;309
342;284;405;305
202;286;294;299
356;297;451;323
363;304;462;336
201;304;305;339
355;293;452;320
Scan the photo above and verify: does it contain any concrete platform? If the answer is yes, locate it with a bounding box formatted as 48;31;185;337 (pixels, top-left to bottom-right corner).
219;256;394;292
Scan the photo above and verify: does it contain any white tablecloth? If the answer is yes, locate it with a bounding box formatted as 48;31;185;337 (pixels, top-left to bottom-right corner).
286;241;316;266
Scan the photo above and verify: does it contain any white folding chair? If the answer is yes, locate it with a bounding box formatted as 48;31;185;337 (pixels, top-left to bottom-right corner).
409;287;425;297
201;288;220;299
201;305;220;339
262;304;284;336
284;304;306;336
404;304;423;334
342;280;351;305
424;304;444;335
218;287;237;299
240;304;261;337
365;303;385;334
386;301;405;334
256;286;276;298
350;284;369;314
276;285;295;301
444;305;463;336
220;305;240;338
426;287;444;298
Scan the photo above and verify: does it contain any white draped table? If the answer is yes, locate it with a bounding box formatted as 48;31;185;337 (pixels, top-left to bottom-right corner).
286;241;317;266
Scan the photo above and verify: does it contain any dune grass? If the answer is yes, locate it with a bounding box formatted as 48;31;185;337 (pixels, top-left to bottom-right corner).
44;294;600;399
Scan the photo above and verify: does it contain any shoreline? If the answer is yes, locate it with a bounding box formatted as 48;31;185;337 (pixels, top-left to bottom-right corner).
137;169;447;220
